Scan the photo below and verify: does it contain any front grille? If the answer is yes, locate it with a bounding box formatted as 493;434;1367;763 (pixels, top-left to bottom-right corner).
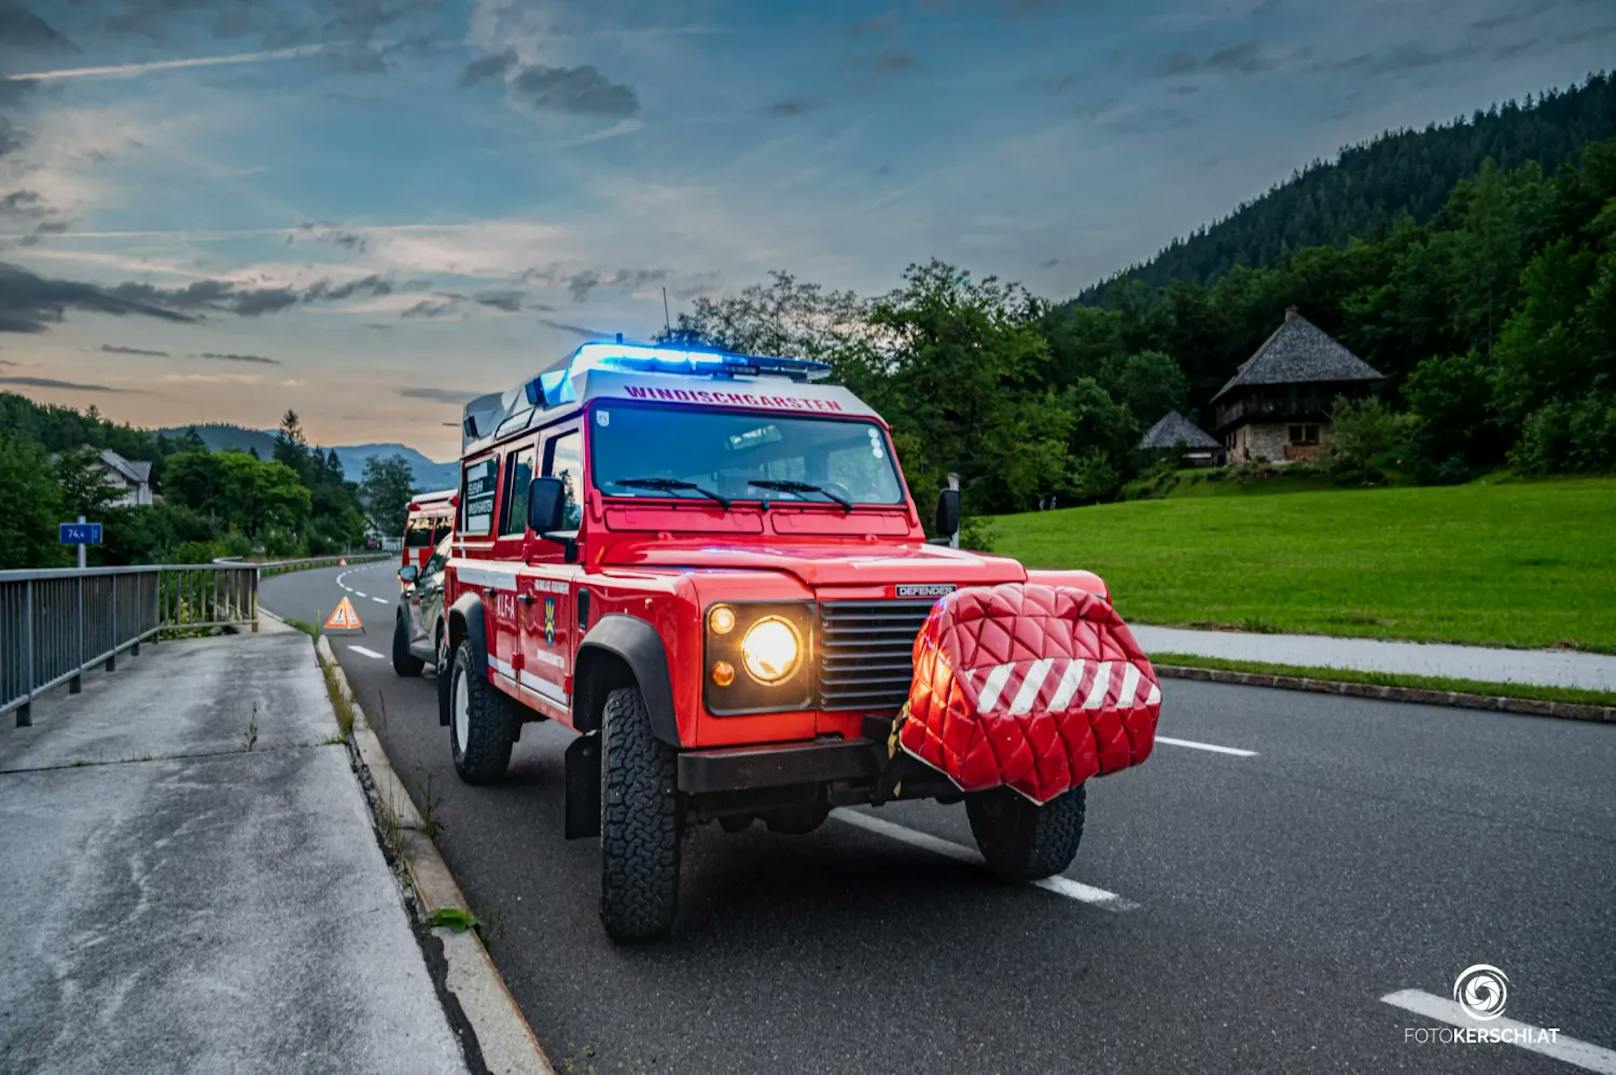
817;600;936;711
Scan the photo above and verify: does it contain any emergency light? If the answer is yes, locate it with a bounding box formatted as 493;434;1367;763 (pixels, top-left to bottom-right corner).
520;341;832;411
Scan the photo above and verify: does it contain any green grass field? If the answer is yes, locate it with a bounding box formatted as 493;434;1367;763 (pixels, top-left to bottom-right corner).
986;477;1616;652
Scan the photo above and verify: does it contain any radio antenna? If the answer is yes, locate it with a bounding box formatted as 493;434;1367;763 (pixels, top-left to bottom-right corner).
661;287;671;336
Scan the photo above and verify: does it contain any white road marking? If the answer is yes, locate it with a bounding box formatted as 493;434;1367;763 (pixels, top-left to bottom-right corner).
1156;735;1258;757
353;591;367;599
370;596;389;604
1380;990;1616;1074
830;808;1138;912
348;645;386;660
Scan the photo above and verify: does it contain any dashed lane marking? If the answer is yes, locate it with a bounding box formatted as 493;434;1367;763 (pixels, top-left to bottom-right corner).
830;808;1138;912
371;596;389;604
1156;735;1258;757
1380;990;1616;1073
348;645;386;660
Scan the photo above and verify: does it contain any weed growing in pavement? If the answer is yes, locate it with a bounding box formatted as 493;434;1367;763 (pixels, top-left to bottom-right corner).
319;658;355;740
375;792;403;861
413;763;445;839
245;703;259;752
424;907;479;933
286;617;322;640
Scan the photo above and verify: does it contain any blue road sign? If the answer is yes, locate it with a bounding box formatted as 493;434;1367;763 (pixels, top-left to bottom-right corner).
59;522;103;545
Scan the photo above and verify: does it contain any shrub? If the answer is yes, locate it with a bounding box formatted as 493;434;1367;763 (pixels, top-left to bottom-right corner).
1510;395;1616;474
1327;396;1414;485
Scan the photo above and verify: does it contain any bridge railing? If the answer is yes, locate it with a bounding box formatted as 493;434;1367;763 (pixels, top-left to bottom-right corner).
0;563;261;727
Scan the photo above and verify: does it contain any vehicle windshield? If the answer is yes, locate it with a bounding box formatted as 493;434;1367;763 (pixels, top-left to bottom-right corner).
590;404;905;506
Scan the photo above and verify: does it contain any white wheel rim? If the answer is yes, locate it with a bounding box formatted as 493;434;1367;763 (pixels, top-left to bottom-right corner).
453;670;469;753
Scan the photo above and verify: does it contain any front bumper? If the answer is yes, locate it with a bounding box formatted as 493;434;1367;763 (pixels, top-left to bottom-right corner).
676;737;885;795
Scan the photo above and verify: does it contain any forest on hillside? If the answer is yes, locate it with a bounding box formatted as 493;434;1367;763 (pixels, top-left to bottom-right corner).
1078;72;1616;301
667;132;1616;517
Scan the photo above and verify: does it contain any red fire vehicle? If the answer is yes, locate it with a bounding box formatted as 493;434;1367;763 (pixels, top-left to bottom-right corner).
440;341;1161;940
402;488;455;576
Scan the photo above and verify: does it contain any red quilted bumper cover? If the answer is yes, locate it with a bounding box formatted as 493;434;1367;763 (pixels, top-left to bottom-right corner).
896;583;1161;805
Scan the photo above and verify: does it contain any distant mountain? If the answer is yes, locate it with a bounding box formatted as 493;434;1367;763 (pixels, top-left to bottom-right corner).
158;422;278;457
1078;72;1616;303
331;444;458;492
157;423;456;490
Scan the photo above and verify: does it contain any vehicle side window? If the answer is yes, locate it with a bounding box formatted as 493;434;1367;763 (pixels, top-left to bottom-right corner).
500;446;535;537
546;429;583;529
461;457;497;535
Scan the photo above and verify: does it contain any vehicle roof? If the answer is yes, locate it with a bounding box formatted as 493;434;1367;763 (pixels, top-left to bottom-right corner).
461;341;880;457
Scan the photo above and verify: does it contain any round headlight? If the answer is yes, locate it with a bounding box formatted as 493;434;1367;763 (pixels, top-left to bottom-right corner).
740;616;801;684
708;605;736;635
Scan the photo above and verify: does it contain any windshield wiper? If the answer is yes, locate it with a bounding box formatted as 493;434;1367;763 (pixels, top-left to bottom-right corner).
611;477;730;508
749;479;852;511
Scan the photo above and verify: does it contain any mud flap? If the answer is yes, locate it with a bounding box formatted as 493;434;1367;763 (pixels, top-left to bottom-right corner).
564;733;601;839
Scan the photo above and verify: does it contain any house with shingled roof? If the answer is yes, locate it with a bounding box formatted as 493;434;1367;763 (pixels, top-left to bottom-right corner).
1212;307;1383;463
1138;410;1222;467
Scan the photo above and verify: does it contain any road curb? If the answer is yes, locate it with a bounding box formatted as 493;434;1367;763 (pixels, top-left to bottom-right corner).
1154;663;1616;723
312;636;554;1075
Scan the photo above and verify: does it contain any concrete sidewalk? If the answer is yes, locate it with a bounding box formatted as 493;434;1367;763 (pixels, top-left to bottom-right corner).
1133;624;1616;692
0;630;469;1074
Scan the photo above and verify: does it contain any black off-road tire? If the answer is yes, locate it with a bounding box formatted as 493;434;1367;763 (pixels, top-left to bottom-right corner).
599;686;681;942
448;639;513;784
965;783;1086;881
392;612;424;677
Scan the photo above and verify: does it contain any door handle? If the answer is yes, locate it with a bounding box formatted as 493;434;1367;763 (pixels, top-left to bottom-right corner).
482;586;495;597
517;594;536;606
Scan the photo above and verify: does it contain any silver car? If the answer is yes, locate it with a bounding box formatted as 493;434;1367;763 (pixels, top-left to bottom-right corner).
393;534;451;681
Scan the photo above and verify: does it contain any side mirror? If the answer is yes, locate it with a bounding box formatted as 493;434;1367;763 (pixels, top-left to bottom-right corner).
527;475;567;534
398;565;419;583
934;487;960;540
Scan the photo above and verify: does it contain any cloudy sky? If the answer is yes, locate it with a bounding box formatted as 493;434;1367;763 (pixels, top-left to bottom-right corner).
0;0;1610;459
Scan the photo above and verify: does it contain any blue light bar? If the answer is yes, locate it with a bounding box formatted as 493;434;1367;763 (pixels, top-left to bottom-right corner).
522;340;832;410
573;341;830;379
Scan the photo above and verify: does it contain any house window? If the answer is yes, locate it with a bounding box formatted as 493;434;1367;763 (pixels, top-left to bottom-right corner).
1288;424;1320;446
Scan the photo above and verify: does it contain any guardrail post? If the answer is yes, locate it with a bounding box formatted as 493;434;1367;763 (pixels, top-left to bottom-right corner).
105;578;118;672
18;579;33;727
70;575;84;695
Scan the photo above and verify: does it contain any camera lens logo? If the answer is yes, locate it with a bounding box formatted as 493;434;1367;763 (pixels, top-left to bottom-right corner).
1453;964;1509;1021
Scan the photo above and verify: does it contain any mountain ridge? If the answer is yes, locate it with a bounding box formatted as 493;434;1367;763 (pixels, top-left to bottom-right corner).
1076;71;1616;304
156;423;457;489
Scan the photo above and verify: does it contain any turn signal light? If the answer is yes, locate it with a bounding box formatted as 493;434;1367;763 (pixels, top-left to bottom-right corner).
708;605;736;635
711;660;736;687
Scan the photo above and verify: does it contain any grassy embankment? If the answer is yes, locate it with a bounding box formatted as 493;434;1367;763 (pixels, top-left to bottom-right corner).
986;477;1616;653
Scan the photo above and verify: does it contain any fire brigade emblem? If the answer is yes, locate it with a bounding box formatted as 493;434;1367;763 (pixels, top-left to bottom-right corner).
543;596;557;646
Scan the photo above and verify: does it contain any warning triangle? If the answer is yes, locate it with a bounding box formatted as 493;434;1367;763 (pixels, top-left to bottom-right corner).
323;596;365;632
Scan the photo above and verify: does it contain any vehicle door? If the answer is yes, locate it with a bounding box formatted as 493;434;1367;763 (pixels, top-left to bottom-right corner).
408;535;452;650
516;423;584;718
489;441;536;689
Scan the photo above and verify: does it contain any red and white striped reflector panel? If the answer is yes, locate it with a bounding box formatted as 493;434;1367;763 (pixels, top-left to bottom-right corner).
898;583;1161;804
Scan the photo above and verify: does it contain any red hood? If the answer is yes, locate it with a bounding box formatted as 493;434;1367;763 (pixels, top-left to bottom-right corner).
602;538;1027;589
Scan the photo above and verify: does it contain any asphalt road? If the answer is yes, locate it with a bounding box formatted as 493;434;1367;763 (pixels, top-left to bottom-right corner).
265;559;1616;1074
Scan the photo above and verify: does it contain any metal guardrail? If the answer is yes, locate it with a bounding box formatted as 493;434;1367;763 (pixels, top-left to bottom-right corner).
215;552;391;578
1;563;261;727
